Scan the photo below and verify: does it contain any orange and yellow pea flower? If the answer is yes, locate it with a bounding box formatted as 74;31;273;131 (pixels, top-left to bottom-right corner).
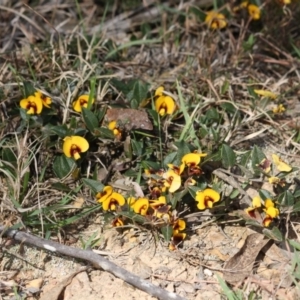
112;217;124;227
239;2;261;20
245;197;279;227
195;188;220;210
154;86;176;116
20;95;43;115
205;11;227;29
108;121;122;139
102;192;126;211
96;186;113;203
263;199;279;219
172;219;186;232
268;176;285;187
272;154;292;172
163;170;181;193
150;196;171;219
63;136;89;160
167;163;185;175
262;200;279;227
35;91;52;108
181;152;207;167
132;198;149;215
247;4;261;20
169;231;187;251
72;94;94;112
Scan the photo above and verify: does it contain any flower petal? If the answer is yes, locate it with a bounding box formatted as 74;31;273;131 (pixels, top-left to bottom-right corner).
133;198;149;215
62;136;89;159
272;154;292;172
96;186;113;203
252;196;262;208
254;89;277;99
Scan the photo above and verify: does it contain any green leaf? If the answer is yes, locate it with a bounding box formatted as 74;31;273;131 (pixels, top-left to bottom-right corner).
88;77;96;109
53;155;77;179
278;190;295;206
292;201;300;212
206;107;220;121
131;139;143;156
174;140;191;162
51;182;73;193
141;160;161;171
2;148;16;163
95;107;107;123
258;189;273;201
220;102;236;113
127;80;149;108
23;81;35;97
44;124;68;138
221;144;236;168
93;127;114;138
251;145;266;174
147;109;159;127
163;152;177;167
118;211;147;224
81;107;99;132
289;239;300;251
161;225;173;242
239;150;252;167
82;178;104;193
262;227;283;242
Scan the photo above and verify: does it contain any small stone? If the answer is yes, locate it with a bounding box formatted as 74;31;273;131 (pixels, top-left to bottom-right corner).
204;268;213;277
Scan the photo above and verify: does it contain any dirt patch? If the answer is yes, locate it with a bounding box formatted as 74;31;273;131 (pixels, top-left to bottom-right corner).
2;222;300;300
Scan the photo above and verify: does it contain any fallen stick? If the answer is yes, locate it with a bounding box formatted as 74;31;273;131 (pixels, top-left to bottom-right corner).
0;225;186;300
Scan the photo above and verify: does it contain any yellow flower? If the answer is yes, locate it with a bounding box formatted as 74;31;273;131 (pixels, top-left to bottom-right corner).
112;217;124;227
155;86;165;97
173;219;186;231
244;196;262;218
280;0;291;4
185;177;196;186
254;89;277;99
72;94;94;112
247;4;261;20
149;196;167;209
63;136;89;160
205;11;227;29
20;95;43;115
195;188;220;210
96;186;113;203
245;197;279;227
102;192;125;211
133;198;149;215
108;121;122;139
35;91;52;108
169;231;186;251
272;154;292;172
262;199;279;227
181;152;207;176
155;95;176;116
181;152;207;167
163;170;181;193
273;104;285;114
167;163;185;175
263;199;279;218
252;196;262;208
268;176;285;187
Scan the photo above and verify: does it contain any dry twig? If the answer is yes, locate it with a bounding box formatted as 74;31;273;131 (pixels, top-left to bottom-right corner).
0;224;186;300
